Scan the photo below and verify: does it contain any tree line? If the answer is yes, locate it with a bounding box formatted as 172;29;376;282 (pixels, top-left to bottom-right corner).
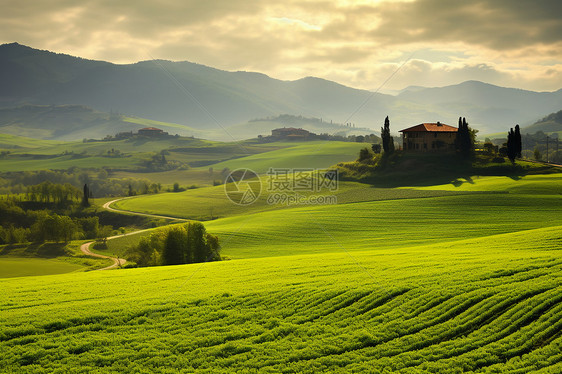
126;222;221;267
26;181;81;205
0;168;161;197
0;197;113;244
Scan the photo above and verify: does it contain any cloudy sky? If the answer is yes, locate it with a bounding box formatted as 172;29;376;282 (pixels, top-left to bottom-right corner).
2;0;562;92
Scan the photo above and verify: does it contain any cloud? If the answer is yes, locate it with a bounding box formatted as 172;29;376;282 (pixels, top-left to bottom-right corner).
0;0;561;91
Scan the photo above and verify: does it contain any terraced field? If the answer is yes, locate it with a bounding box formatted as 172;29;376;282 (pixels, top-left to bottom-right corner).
2;225;561;372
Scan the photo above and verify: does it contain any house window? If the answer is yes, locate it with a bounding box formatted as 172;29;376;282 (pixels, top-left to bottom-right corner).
434;133;437;138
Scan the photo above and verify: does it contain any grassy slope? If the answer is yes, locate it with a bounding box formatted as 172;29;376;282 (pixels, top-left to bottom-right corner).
0;241;113;279
207;141;366;174
406;173;562;194
206;193;562;259
1;170;561;371
110;173;561;258
0;257;84;278
0;133;64;149
1;225;562;372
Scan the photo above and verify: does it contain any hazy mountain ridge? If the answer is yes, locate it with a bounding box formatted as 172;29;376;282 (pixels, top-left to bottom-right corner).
1;43;561;139
523;110;562;134
0;104;200;141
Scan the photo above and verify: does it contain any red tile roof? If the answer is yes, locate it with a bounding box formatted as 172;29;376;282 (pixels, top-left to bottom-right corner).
399;123;458;132
139;127;163;131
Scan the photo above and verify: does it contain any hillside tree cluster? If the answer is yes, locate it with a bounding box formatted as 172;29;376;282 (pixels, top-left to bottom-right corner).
126;222;221;267
0;197;112;244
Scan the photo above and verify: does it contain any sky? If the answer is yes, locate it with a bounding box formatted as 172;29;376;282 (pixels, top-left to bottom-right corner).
2;0;562;93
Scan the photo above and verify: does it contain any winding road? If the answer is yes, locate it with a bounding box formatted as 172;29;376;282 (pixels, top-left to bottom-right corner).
81;197;186;270
80;240;127;270
103;198;188;221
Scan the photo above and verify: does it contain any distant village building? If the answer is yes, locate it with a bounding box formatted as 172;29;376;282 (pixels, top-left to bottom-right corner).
399;122;458;151
271;127;313;140
138;127;168;137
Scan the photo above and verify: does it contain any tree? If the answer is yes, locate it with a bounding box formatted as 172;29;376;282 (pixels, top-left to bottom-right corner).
82;183;90;207
514;124;522;158
357;147;372;162
188;222;208;263
507;128;516;163
506;125;522;163
534;147;542;161
381;116;394;154
163;226;187;265
97;225;113;244
58;215;78;243
455;117;474;159
205;233;221;261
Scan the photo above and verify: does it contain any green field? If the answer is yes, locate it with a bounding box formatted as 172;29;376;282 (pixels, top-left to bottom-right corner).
2;224;562;372
2;130;562;372
0;257;84;278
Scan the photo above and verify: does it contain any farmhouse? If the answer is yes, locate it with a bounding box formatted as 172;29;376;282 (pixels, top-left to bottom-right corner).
271;127;313;140
138;127;168;137
399;122;457;152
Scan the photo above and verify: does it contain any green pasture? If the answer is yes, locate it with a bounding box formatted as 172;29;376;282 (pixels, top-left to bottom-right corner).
0;154;145;172
0;257;84;278
206;193;562;259
0;134;64;149
1;225;562;372
109;174;562;259
407;173;562;194
111;179;470;221
207;141;366;173
0;241;113;278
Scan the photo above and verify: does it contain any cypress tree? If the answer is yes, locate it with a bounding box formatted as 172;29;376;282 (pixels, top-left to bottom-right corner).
381;116;394;154
514;124;522;158
455;117;474;159
507;127;516;163
82;184;90;207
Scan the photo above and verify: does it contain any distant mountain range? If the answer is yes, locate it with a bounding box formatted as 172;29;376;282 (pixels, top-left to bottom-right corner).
1;42;561;139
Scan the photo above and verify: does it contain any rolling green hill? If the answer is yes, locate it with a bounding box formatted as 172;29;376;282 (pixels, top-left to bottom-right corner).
0;133;63;149
2;223;562;372
2;157;561;371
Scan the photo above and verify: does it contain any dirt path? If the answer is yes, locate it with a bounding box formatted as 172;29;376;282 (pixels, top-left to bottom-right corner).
80;241;127;270
103;198;188;221
81;197;187;270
